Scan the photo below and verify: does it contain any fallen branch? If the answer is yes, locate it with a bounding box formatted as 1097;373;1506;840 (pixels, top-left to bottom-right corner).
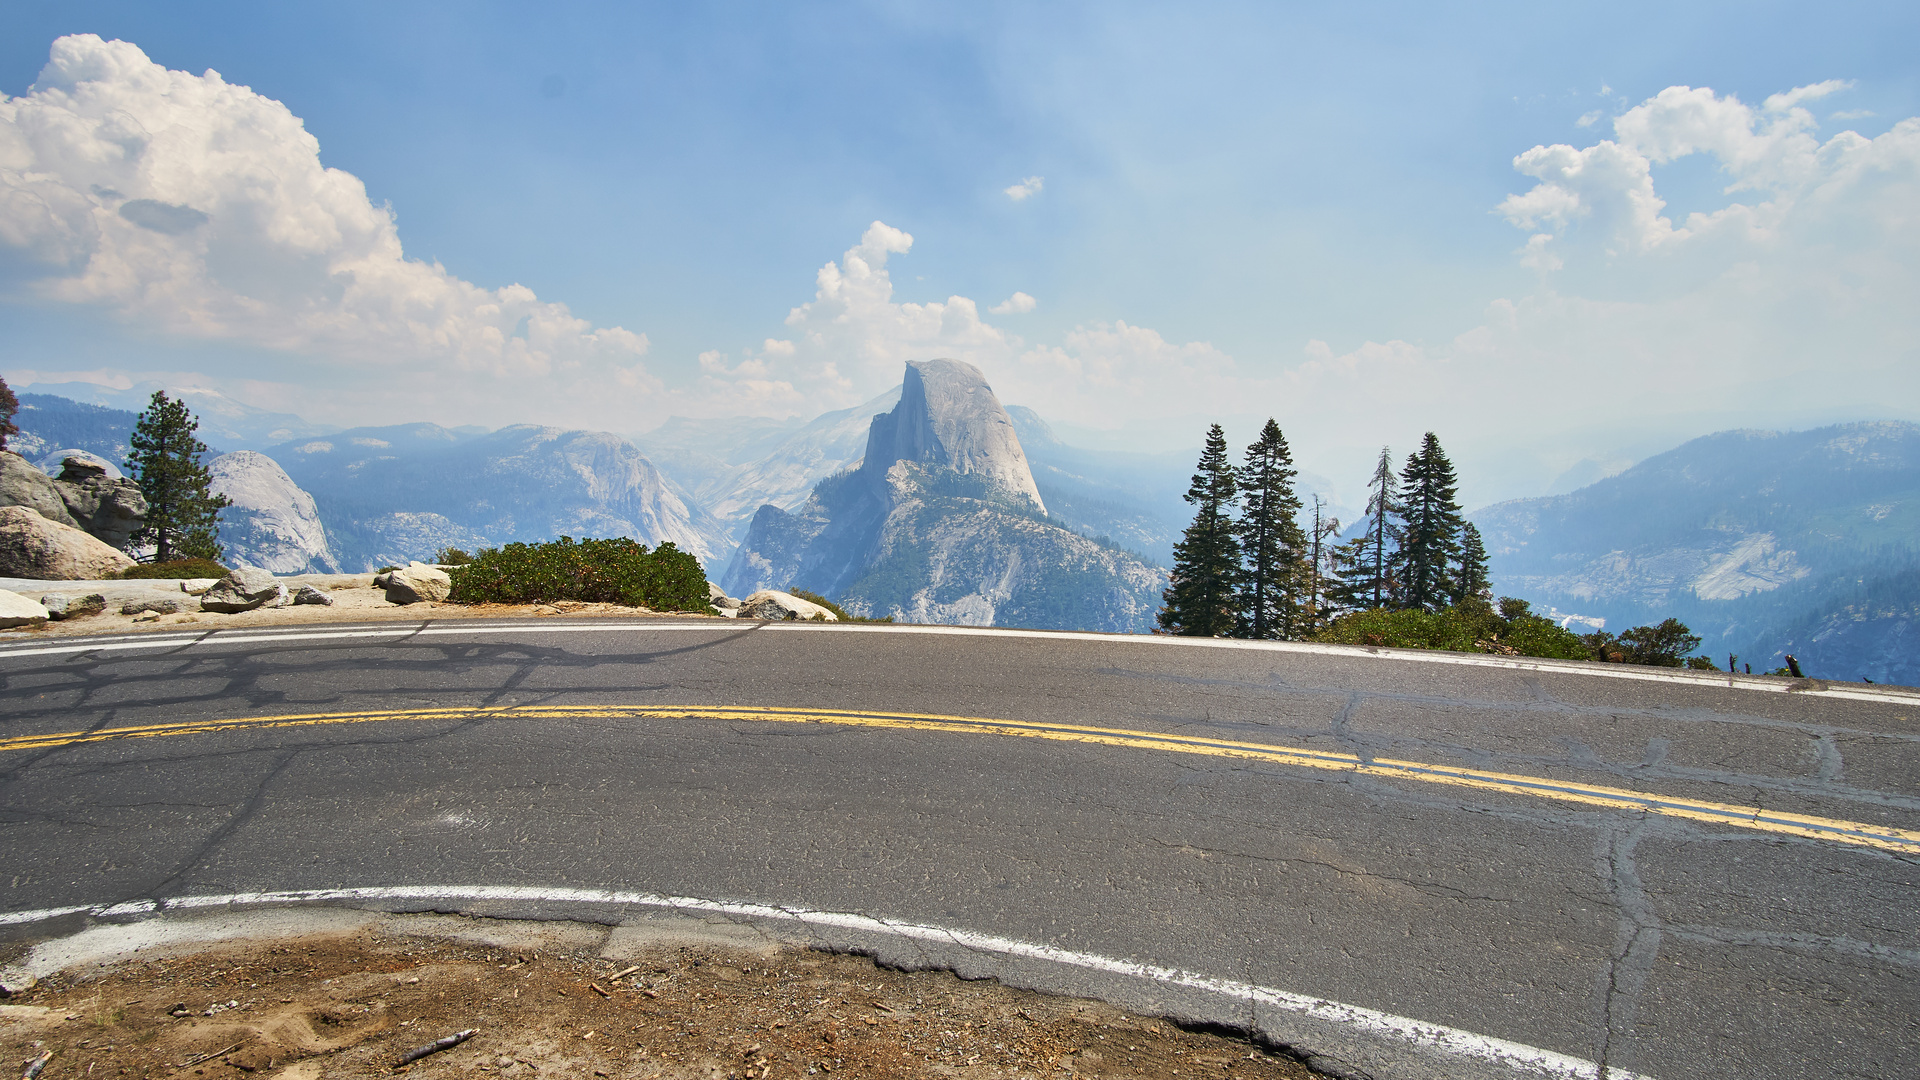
589;983;612;998
608;965;641;981
22;1051;52;1080
397;1029;476;1067
176;1045;240;1068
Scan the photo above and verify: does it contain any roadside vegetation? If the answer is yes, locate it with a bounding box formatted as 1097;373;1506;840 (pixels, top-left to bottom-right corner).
1162;421;1723;670
116;557;231;579
446;536;709;610
788;587;895;623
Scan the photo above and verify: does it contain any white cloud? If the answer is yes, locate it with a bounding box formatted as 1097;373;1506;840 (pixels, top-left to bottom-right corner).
0;35;657;428
1763;79;1853;113
1576;110;1604;128
1003;176;1044;201
1830;109;1876;122
989;291;1036;315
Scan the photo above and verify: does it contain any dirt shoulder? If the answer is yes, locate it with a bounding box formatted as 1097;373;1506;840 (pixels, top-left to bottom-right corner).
1;574;728;640
1;914;1320;1079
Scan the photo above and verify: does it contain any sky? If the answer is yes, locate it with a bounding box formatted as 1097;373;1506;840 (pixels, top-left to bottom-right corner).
1;0;1916;508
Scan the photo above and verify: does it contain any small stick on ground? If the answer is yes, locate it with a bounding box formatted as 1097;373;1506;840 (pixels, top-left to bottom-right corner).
589;983;612;998
176;1045;240;1068
396;1029;476;1067
22;1051;53;1080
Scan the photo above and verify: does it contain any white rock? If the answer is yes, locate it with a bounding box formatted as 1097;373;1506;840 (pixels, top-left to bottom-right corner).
179;578;221;594
200;566;288;613
0;588;50;629
707;581;740;609
293;584;334;606
737;589;838;621
382;562;451;605
0;506;137;580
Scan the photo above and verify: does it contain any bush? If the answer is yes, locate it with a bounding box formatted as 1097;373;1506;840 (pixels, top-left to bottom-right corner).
1314;596;1602;662
788;587;894;624
118;557;230;579
446;536;709;610
434;547;474;566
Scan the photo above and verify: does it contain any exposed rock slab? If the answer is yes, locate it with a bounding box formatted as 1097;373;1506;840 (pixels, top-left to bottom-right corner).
0;506;137;580
860;359;1044;513
0;451;83;530
48;457;147;550
737;589;837;621
39;593;106;621
0;589;50;629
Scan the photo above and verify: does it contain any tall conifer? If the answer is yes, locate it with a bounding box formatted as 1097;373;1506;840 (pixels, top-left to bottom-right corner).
128;391;230;562
1234;419;1306;639
1159;424;1242;636
1349;447;1399;608
1455;522;1491;604
1393;432;1464;610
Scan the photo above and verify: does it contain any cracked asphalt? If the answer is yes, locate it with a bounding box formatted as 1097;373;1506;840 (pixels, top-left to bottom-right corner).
1;619;1916;1079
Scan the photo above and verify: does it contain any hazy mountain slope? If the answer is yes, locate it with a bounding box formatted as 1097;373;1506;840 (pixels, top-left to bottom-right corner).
24;382;334;449
723;360;1167;632
9;395;146;463
1472;421;1920;681
272;424;729;571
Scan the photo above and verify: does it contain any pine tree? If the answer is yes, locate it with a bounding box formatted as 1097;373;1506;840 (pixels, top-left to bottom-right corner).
1303;495;1341;635
1346;447;1399;608
1393;432;1464;610
1159;424;1243;636
128;391;230;562
1455;521;1491;604
1234;419;1306;639
0;376;18;452
1323;535;1372;616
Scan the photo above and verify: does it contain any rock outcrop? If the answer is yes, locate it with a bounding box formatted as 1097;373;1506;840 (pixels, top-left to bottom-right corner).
207;451;340;574
860;360;1044;512
47;457;147;550
737;589;837;621
34;449;121;478
722;361;1166;633
0;589;50;629
375;562;451;605
0;451;147;550
0;506;137;579
198;567;288;613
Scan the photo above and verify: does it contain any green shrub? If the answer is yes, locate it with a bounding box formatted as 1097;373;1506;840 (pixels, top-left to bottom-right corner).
434;547;474;566
788;587;894;624
446;536;709;610
1315;596;1606;662
118;557;230;579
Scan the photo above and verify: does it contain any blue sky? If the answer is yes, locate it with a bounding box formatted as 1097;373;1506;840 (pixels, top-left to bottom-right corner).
3;1;1916;505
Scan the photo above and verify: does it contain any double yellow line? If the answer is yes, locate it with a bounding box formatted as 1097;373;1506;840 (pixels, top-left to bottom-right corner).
7;704;1916;855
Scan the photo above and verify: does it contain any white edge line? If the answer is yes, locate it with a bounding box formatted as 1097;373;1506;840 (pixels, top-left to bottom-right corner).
0;885;1652;1080
2;618;1914;708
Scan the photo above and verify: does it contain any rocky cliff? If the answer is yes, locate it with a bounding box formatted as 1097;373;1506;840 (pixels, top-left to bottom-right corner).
722;361;1166;633
208;451;340;574
272;424;728;571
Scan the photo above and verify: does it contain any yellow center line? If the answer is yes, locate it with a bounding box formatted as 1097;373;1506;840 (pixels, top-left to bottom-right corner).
7;704;1916;855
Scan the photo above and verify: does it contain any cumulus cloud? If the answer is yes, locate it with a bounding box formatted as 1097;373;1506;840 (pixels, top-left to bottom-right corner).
1003;176;1044;201
990;291;1036;315
0;35;656;427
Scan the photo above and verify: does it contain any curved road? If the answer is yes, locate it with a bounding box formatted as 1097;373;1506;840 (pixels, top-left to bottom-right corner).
1;619;1915;1080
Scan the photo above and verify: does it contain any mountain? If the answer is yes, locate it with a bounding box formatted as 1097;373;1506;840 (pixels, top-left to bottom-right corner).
270;424;730;572
208;451;340;574
722;359;1169;632
21;382;333;450
1472;421;1920;683
637;388;904;549
9;395;145;463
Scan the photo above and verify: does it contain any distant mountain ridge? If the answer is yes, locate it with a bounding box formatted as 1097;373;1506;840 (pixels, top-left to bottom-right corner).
1473;420;1920;682
272;424;729;572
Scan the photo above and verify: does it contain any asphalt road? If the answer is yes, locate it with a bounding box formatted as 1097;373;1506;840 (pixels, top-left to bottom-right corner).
1;619;1915;1080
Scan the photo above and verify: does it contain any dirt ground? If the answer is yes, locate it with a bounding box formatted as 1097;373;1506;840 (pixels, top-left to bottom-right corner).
6;575;729;640
0;921;1321;1080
